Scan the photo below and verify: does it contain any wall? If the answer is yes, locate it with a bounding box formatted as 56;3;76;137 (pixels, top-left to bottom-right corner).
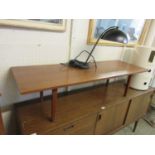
0;19;125;107
0;19;154;134
0;20;71;107
0;20;72;133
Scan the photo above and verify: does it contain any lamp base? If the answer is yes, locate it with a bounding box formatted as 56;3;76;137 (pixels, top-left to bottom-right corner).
69;60;89;69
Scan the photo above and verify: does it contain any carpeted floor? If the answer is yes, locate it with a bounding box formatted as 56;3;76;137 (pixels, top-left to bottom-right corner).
115;109;155;135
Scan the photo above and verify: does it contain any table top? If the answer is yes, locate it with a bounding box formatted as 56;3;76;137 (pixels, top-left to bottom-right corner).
11;60;147;94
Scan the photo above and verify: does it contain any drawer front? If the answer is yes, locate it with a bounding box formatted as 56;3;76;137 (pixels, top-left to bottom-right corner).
44;114;97;135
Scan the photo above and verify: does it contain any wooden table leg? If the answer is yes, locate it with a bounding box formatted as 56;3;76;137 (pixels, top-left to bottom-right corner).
124;75;132;96
106;79;109;87
133;120;139;132
51;88;58;121
40;91;43;102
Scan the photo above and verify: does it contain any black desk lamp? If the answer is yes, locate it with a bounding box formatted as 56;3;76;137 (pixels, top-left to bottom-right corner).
69;26;128;69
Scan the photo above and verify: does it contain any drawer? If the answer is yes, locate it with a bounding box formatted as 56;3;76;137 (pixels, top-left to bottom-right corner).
44;114;97;135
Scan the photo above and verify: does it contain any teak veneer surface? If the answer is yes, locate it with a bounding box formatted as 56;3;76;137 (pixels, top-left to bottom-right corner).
0;93;5;135
11;61;146;94
16;82;154;134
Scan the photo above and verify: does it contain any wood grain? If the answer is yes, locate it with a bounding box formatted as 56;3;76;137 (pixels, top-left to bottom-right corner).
44;114;97;135
15;82;154;134
0;93;5;135
125;92;152;125
11;61;147;94
0;111;4;135
95;100;129;135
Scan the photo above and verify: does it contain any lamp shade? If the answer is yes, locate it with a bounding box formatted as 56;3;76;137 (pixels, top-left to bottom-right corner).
101;27;128;44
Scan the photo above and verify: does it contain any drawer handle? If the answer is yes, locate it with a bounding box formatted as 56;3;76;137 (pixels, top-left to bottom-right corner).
101;106;106;110
97;114;102;121
64;124;75;131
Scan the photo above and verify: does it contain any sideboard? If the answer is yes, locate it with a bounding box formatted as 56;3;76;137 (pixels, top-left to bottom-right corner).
15;82;154;135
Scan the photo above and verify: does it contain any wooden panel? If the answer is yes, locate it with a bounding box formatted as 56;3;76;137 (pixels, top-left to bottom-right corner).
15;82;154;135
95;101;129;135
0;110;4;135
0;93;4;134
125;92;152;125
44;114;97;135
11;61;146;94
16;89;101;134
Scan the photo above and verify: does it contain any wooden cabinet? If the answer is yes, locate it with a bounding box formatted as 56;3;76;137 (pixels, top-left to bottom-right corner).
44;114;97;135
95;101;129;135
125;92;152;125
94;92;152;135
15;82;154;135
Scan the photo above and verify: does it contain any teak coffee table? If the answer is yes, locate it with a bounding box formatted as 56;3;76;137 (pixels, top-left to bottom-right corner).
11;60;147;121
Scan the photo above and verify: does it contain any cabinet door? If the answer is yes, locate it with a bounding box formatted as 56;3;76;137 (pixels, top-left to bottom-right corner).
125;93;152;125
95;101;129;135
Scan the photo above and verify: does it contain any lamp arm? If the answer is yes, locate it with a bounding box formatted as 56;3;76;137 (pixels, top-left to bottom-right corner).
85;26;118;63
85;33;103;63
